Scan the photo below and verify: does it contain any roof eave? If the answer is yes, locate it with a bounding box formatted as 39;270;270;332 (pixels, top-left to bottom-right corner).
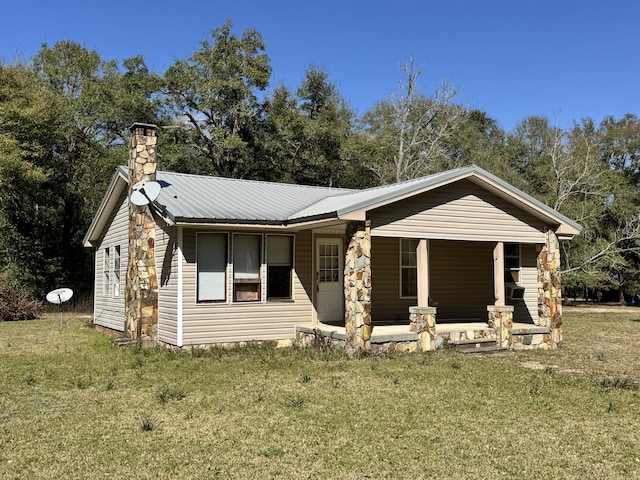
335;167;478;219
175;212;341;230
287;212;340;225
555;224;581;238
465;171;583;236
82;167;129;247
334;166;582;237
175;217;287;227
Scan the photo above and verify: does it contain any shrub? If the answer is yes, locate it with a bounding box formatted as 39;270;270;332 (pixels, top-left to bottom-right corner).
0;271;43;321
140;416;159;432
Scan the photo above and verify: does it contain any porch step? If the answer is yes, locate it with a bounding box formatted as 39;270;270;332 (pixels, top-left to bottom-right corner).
449;337;497;346
456;343;508;354
450;338;507;354
112;337;138;347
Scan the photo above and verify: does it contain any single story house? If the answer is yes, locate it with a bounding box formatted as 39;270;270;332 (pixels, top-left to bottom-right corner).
83;124;581;353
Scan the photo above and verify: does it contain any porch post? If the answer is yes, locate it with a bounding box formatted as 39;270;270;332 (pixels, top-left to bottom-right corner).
538;230;563;347
344;221;372;354
417;239;429;307
493;242;505;305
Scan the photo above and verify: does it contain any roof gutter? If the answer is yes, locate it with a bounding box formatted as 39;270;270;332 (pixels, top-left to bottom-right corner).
174;213;341;230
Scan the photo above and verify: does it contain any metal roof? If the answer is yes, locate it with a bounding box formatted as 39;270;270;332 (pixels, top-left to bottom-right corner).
84;164;581;247
290;168;463;219
151;167;353;223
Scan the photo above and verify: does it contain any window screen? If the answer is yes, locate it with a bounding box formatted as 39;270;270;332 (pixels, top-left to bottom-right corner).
233;234;261;301
267;235;292;299
197;233;227;302
103;247;111;296
400;239;418;297
113;245;121;297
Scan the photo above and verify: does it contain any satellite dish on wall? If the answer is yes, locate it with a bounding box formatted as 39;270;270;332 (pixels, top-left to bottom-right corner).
130;180;161;206
46;287;73;304
46;288;73;328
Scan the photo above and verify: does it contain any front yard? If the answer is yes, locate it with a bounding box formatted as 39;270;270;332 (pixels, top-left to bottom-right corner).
0;308;638;479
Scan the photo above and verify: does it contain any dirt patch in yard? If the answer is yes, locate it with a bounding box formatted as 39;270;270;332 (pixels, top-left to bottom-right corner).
563;304;640;314
519;360;584;375
562;303;640;314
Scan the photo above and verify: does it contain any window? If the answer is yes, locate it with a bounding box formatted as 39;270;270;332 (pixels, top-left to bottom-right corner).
103;247;111;296
267;235;293;299
196;233;296;304
233;234;261;302
400;238;418;298
318;243;340;283
505;243;521;284
197;233;227;302
113;246;121;297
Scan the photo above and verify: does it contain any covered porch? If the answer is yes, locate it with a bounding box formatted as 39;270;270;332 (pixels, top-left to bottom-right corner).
297;220;563;353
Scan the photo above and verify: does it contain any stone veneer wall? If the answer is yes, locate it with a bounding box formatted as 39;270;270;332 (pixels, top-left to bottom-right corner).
344;221;372;354
537;230;562;347
296;328;418;354
125;123;158;342
510;328;552;350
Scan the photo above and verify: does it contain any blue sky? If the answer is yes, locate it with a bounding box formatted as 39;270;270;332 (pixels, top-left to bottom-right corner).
1;0;637;131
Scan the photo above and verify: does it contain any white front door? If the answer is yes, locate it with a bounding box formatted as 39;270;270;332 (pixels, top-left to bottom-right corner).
316;238;344;323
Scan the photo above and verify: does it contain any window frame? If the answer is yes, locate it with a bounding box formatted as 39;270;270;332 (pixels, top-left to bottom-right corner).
113;245;121;297
399;238;418;299
317;241;341;284
504;243;521;285
195;232;297;305
266;234;295;301
103;247;111;297
196;232;229;303
232;233;263;302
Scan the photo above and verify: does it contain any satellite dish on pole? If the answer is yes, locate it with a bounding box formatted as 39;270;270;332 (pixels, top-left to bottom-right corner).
130;180;161;206
46;288;73;305
46;288;73;328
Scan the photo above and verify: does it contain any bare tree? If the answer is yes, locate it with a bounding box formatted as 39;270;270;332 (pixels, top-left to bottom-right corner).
562;214;640;275
547;118;609;221
362;56;462;183
551;119;640;283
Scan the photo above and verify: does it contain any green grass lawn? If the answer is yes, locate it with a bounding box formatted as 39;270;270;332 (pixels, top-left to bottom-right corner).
0;309;639;479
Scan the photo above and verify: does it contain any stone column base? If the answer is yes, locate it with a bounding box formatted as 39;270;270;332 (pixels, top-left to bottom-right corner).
409;306;437;352
487;305;514;348
550;327;563;348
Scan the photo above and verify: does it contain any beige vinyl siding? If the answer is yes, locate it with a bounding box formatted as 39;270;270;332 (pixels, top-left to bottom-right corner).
156;226;179;344
180;229;313;345
428;240;494;321
371;238;540;325
93;194;128;331
370;180;547;243
511;243;539;324
370;237;415;322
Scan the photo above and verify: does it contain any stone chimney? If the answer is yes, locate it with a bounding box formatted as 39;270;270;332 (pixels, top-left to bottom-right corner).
125;123;158;342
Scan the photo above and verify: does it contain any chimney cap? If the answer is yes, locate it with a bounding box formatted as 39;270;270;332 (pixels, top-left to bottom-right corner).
129;122;158;134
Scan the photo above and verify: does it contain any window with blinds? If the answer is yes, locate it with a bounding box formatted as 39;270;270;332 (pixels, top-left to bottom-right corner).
197;233;228;302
